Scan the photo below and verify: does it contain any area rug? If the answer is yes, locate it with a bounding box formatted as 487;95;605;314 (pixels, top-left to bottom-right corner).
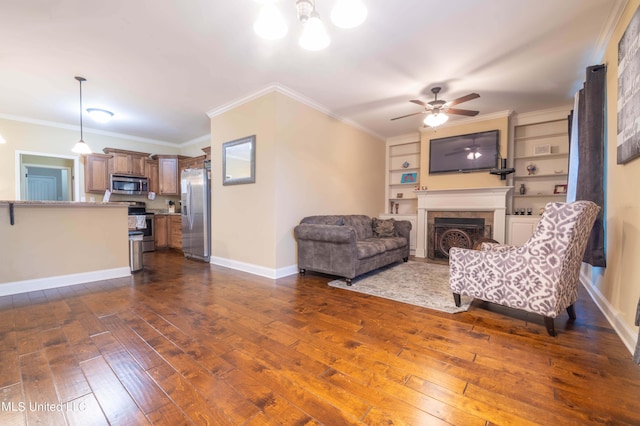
328;261;472;314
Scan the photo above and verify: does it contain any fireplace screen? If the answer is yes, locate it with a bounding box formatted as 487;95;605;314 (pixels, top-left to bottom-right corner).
429;218;492;260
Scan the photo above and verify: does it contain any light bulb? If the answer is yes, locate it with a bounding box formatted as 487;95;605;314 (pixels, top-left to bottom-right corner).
72;140;92;154
423;112;449;128
331;0;367;29
254;3;288;40
299;13;330;50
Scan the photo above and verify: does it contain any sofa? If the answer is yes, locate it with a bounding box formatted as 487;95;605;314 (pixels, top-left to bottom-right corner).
294;215;411;285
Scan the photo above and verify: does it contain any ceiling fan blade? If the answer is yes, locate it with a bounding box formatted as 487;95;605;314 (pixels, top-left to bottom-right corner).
446;93;480;107
410;99;427;107
390;111;425;121
446;108;479;117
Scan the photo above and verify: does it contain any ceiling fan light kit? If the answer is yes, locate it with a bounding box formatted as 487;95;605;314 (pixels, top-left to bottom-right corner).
72;76;92;155
255;0;367;51
392;86;480;130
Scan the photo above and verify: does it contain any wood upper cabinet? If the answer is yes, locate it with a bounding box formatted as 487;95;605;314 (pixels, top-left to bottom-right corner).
156;155;180;195
103;148;149;176
179;155;206;174
145;159;159;194
202;146;211;160
84;154;112;193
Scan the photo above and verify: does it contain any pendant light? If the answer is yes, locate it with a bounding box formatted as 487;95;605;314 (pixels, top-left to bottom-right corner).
72;76;92;154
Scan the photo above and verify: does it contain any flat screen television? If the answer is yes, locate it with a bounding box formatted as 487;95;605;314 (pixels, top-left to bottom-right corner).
429;130;499;174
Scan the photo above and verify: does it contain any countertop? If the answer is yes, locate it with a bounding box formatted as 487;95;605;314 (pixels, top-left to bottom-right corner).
0;200;127;208
148;209;182;216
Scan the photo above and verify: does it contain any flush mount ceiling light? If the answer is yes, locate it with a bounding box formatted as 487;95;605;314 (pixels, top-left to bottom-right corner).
72;76;92;155
254;0;366;51
86;108;114;123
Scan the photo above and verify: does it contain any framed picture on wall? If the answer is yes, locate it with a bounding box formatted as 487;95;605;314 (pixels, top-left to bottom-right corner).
617;5;640;164
554;184;567;194
400;172;417;184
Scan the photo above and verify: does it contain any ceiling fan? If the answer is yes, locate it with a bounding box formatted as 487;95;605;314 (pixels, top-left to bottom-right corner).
391;87;480;127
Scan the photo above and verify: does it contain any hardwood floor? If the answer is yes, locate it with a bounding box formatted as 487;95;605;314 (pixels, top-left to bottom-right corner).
1;250;639;425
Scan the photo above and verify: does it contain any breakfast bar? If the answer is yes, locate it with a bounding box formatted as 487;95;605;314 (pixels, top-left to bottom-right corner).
0;201;130;295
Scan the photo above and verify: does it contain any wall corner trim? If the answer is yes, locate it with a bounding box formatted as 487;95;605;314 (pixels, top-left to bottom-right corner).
210;256;298;280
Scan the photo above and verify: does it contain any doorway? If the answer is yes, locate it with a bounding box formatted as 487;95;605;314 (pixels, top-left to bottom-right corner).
16;152;80;201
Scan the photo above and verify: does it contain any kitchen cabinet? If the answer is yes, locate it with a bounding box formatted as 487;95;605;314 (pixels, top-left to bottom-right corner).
103;148;149;176
202;146;211;160
156;155;180;195
155;214;182;250
179;155;207;174
155;215;169;248
506;215;540;246
145;159;159;194
84;153;112;193
170;216;182;250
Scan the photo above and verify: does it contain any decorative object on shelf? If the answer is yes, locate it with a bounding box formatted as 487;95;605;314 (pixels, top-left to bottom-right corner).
527;208;532;215
402;161;410;168
395;203;399;214
534;144;552;156
554;184;568;194
519;183;526;195
421;186;427;190
396;193;403;198
526;163;537;175
539;207;545;215
390;200;395;213
554;169;564;174
400;172;417;184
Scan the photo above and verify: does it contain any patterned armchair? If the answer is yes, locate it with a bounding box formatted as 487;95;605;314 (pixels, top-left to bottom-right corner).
449;201;600;336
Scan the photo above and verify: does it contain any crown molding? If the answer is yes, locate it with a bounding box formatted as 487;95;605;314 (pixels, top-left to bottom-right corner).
0;112;182;147
510;105;572;126
206;83;385;141
590;0;628;64
386;132;420;144
179;133;211;148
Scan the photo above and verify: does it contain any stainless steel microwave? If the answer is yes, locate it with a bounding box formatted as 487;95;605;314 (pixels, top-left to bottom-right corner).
110;174;149;195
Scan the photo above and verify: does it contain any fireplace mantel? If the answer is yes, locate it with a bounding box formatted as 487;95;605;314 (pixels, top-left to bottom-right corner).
414;186;513;258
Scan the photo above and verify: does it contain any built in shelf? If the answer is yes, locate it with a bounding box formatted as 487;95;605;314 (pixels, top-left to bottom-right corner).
390;182;419;186
389;167;420;172
390;152;420;158
514;173;568;179
514;132;567;142
514;153;568;161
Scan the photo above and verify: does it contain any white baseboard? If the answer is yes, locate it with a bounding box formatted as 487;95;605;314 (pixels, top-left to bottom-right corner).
0;267;132;297
210;257;298;279
580;270;638;355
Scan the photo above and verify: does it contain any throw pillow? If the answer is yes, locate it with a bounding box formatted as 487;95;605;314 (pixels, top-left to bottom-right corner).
373;218;396;238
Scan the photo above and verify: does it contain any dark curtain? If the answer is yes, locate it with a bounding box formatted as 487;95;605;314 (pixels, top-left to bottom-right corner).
571;65;606;267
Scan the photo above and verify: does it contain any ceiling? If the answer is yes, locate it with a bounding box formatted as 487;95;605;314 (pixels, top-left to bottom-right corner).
0;0;627;145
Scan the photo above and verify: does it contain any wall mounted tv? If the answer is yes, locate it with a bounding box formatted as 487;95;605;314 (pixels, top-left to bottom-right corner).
429;130;499;174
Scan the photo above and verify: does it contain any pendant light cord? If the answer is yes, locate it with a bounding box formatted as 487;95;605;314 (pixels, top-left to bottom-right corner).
75;76;86;141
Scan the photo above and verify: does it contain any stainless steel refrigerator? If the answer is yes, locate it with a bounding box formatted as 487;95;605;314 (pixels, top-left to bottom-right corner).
180;163;211;261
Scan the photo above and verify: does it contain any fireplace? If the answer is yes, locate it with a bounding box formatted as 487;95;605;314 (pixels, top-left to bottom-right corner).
414;186;512;258
427;212;493;260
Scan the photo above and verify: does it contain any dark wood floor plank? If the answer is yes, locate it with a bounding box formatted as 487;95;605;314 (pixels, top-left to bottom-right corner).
20;350;66;426
41;327;92;403
99;314;165;370
0;383;26;426
80;355;150;425
61;319;101;362
147;362;234;425
63;393;110;426
91;331;173;416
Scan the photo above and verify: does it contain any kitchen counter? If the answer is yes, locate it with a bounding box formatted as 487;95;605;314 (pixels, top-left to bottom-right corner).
0;201;130;294
148;209;181;216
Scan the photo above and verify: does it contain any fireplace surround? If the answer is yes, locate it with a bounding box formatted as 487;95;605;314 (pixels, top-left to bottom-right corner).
414;186;513;258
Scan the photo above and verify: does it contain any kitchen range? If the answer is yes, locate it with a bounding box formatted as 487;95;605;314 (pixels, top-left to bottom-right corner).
127;201;155;252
